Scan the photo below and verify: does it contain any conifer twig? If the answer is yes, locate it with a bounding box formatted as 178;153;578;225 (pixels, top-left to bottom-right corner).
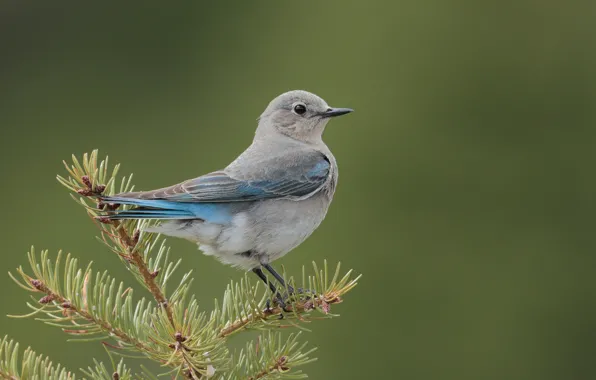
0;336;76;379
104;217;174;326
219;292;346;338
10;248;228;377
57;151;175;327
216;261;360;339
26;277;155;355
225;331;316;380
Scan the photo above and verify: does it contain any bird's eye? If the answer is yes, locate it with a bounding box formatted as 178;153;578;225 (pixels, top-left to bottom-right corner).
293;103;307;115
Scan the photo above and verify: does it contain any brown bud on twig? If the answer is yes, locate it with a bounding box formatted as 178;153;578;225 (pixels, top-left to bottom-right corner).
96;216;112;224
174;332;187;342
95;184;106;194
39;295;55;304
112;372;120;380
321;300;331;314
61;302;71;309
30;279;43;290
277;356;289;371
77;188;94;196
132;230;140;245
150;270;159;278
81;175;92;188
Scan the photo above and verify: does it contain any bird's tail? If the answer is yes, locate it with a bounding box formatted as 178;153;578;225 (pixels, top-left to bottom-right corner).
101;197;196;220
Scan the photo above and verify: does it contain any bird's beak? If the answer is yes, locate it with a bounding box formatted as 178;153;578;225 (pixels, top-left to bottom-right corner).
320;107;354;118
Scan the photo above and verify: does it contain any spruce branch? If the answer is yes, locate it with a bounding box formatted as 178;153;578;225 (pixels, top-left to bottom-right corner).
9;248;359;378
224;332;316;380
10;248;155;353
9;248;229;378
0;335;76;379
81;359;134;380
216;261;361;339
2;150;361;379
57;151;175;326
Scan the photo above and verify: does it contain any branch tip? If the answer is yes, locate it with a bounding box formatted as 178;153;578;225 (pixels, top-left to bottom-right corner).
174;332;187;343
81;175;92;188
30;279;43;291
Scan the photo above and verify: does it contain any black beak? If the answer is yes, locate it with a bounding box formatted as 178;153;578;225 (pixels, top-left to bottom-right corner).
320;107;354;118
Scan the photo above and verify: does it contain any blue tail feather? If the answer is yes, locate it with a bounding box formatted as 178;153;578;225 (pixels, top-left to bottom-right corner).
103;197;187;210
102;196;233;223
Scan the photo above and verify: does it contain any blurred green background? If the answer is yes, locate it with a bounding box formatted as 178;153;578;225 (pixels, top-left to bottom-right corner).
1;1;596;379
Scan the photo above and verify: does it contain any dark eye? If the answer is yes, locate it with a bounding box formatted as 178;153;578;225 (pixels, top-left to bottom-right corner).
293;104;307;115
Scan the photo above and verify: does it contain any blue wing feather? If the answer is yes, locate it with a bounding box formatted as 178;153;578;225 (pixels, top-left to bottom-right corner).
112;156;330;203
102;152;330;221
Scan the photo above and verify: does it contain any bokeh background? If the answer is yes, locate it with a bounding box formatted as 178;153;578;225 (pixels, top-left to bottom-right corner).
1;1;596;379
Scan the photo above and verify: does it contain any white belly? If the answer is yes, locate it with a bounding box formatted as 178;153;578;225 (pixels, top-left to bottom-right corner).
153;194;332;269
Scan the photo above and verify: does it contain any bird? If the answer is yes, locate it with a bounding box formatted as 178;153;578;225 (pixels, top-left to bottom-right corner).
101;90;352;304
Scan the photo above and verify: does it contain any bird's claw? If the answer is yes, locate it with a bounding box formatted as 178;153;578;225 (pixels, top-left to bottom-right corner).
265;295;291;316
274;288;317;313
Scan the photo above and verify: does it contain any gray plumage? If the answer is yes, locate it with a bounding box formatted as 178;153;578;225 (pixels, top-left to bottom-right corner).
104;90;352;271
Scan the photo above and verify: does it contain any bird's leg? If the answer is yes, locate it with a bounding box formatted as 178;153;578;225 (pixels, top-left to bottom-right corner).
263;264;295;294
252;267;287;310
252;267;278;294
263;264;316;297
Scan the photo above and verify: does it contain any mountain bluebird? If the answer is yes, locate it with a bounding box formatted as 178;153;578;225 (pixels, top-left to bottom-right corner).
103;90;352;300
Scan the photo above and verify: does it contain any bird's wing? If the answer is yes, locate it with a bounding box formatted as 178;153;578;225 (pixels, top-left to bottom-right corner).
113;151;330;203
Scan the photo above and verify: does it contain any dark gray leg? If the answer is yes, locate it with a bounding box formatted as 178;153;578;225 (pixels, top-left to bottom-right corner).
263;263;317;297
252;267;287;310
263;263;295;294
252;267;277;294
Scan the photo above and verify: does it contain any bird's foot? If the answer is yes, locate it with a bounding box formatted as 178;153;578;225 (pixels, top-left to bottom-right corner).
265;294;291;314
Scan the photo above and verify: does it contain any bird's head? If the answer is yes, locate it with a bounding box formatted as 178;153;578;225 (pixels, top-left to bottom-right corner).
256;90;353;144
